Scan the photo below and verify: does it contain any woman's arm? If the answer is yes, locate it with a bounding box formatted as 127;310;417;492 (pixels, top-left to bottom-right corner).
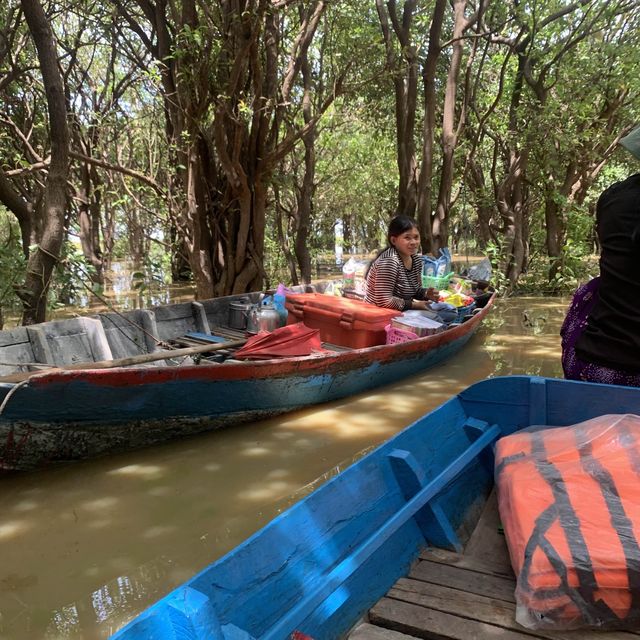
365;257;408;310
416;286;439;302
409;298;433;310
412;256;438;305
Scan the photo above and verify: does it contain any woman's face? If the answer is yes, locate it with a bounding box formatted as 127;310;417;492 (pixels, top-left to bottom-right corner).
391;227;421;258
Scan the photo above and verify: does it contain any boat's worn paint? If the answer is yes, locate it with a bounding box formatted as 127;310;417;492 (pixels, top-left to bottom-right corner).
110;376;640;640
0;300;491;471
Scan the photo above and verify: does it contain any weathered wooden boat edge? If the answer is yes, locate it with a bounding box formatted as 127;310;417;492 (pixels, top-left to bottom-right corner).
0;295;493;471
1;295;490;386
109;375;640;640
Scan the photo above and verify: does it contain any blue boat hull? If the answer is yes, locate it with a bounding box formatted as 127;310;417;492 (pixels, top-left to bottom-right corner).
0;303;488;470
111;376;640;640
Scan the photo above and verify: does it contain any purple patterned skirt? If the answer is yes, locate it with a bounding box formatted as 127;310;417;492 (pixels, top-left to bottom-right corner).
561;277;640;387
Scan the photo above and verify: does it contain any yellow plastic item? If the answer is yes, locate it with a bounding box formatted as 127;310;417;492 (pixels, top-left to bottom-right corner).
442;293;472;308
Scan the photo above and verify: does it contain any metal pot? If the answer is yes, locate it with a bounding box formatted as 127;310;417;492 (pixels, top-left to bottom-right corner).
247;304;280;334
228;297;253;330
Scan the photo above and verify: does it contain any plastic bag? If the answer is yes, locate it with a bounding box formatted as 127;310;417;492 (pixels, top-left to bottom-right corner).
439;292;473;308
466;257;492;282
392;311;443;337
273;284;289;326
422;255;439;277
495;414;640;630
436;248;451;276
354;260;368;296
342;257;356;289
429;302;457;324
422;249;451;278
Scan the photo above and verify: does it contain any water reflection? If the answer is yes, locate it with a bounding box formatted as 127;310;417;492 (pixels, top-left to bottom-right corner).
3;268;196;331
0;295;570;639
52;262;196;322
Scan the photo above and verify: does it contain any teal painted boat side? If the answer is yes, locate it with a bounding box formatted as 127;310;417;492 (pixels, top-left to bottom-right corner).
111;376;640;640
0;300;490;471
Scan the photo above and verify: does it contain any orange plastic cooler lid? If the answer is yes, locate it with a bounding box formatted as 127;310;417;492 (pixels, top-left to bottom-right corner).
285;293;400;329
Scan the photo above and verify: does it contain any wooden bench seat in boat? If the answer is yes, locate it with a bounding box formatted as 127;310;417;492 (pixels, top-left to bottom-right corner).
0;317;115;375
97;309;160;359
0;327;39;376
153;301;211;342
0;315;155;375
353;491;640;640
28;317;114;366
0;301;218;376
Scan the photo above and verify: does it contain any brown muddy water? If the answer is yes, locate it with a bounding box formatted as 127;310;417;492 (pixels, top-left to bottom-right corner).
0;290;570;639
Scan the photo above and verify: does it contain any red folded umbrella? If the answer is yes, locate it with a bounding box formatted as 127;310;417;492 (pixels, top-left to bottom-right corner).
234;323;325;359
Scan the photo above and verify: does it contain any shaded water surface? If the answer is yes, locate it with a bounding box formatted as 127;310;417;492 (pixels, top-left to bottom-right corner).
0;295;569;639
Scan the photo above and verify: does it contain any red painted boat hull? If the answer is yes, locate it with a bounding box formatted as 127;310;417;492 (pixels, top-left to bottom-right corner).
0;298;493;471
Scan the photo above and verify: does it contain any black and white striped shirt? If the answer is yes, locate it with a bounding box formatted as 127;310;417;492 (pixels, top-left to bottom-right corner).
364;248;426;311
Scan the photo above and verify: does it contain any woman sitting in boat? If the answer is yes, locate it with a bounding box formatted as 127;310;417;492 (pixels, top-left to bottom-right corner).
561;124;640;387
364;215;439;311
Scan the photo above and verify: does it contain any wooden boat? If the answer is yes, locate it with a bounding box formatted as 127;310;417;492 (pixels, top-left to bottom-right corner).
0;286;492;471
110;375;640;640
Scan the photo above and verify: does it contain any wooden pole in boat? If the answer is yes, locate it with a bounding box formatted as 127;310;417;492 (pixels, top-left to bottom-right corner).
0;339;247;384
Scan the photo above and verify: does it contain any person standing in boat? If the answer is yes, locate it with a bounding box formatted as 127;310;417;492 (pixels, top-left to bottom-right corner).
365;215;438;311
561;124;640;387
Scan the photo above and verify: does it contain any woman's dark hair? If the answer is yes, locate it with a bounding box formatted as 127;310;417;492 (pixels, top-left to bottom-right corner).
366;215;420;277
387;215;419;244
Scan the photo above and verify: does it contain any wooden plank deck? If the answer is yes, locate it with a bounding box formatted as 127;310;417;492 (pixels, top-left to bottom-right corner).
349;491;640;640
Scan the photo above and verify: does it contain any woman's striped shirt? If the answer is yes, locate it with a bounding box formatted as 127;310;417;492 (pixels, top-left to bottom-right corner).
364;247;426;311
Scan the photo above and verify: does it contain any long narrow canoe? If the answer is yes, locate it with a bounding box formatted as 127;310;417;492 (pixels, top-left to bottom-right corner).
110;375;640;640
0;288;492;471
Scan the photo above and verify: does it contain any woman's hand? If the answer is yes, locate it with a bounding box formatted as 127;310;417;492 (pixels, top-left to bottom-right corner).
411;299;431;310
424;287;439;302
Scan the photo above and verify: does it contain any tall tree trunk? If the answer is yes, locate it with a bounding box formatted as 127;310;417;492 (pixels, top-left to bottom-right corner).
18;0;69;325
77;160;104;283
466;158;495;248
0;172;32;258
273;183;299;285
293;33;316;285
376;0;419;218
544;170;572;283
497;148;530;289
110;0;333;298
432;0;469;252
490;47;531;289
294;133;315;285
544;96;628;284
416;0;446;253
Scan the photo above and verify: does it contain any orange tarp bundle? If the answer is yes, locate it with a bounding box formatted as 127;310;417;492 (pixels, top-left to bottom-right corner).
233;323;326;360
495;414;640;630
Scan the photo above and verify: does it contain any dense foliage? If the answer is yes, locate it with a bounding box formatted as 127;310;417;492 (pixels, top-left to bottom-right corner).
0;0;638;324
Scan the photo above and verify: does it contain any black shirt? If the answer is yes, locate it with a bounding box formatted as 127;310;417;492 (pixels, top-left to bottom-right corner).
575;173;640;372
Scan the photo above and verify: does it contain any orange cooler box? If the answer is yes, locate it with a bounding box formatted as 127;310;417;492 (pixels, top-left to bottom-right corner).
285;293;400;348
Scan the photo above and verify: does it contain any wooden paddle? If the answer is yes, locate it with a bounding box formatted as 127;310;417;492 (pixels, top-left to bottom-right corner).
0;338;247;384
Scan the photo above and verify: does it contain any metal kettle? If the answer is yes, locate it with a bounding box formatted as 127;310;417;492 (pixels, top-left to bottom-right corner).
228;297;253;330
246;303;280;334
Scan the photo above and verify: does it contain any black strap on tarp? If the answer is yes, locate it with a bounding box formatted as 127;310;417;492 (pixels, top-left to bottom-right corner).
498;430;615;625
498;423;640;625
575;422;640;615
527;430;610;624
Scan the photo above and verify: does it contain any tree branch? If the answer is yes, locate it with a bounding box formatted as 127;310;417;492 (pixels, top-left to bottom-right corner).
69;151;166;194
